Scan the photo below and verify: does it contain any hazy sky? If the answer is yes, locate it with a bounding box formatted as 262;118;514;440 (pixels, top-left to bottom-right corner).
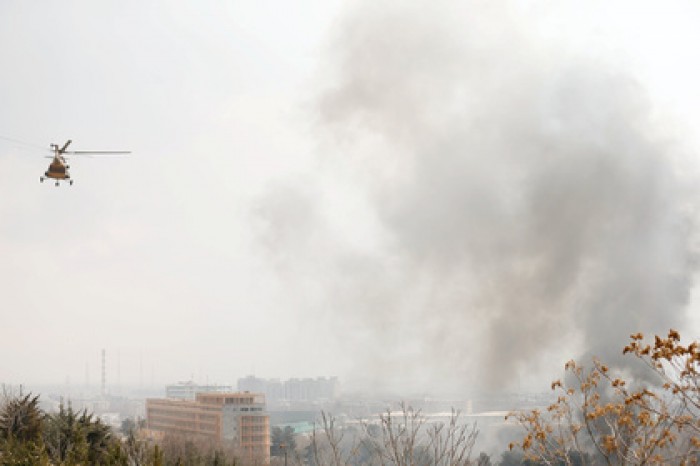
2;0;700;395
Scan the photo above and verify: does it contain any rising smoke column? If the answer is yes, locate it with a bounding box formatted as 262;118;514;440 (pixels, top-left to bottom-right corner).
257;1;698;391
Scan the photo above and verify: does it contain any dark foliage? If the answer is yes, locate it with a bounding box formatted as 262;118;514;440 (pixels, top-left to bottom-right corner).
0;393;43;444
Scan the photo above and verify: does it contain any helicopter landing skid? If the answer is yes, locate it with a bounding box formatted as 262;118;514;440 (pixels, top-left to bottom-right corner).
40;177;73;186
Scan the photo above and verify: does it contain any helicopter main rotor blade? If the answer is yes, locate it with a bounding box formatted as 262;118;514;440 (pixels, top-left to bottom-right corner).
0;134;46;150
59;140;72;153
64;150;131;157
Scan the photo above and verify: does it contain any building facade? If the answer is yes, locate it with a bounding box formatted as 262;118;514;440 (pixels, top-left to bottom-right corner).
165;381;234;400
147;392;270;464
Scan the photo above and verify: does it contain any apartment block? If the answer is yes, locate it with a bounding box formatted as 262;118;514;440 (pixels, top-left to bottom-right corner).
146;392;270;464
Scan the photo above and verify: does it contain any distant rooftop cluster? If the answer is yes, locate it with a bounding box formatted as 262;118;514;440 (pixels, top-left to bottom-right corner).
237;376;339;405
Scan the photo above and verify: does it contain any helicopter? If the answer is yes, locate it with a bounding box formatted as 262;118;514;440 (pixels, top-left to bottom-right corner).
40;139;130;186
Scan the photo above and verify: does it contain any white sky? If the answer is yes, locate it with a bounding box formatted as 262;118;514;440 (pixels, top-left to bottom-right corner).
0;0;345;389
1;0;700;393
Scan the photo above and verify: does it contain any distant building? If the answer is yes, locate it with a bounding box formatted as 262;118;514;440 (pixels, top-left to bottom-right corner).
165;381;234;400
237;376;339;404
146;392;270;464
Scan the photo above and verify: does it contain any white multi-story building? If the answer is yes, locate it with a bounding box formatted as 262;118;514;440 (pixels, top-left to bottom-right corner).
165;381;234;400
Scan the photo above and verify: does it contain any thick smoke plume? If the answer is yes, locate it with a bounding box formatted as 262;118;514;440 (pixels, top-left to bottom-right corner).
256;1;697;391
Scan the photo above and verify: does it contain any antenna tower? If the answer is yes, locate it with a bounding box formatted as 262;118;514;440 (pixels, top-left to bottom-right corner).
101;349;106;398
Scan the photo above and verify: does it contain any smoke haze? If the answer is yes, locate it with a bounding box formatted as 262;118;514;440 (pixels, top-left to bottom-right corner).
256;1;699;391
2;0;700;394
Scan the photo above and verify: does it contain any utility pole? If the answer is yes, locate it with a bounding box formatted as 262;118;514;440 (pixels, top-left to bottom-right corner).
280;443;288;466
101;349;106;398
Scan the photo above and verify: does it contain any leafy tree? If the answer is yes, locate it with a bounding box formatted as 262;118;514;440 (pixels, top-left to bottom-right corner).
79;410;116;464
121;417;137;436
43;403;90;464
122;428;152;466
509;330;700;465
0;392;138;465
0;435;50;466
153;444;164;466
0;393;43;444
271;426;297;457
0;391;50;466
43;403;121;465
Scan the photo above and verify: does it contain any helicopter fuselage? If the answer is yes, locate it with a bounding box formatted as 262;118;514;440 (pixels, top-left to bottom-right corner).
40;155;72;185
